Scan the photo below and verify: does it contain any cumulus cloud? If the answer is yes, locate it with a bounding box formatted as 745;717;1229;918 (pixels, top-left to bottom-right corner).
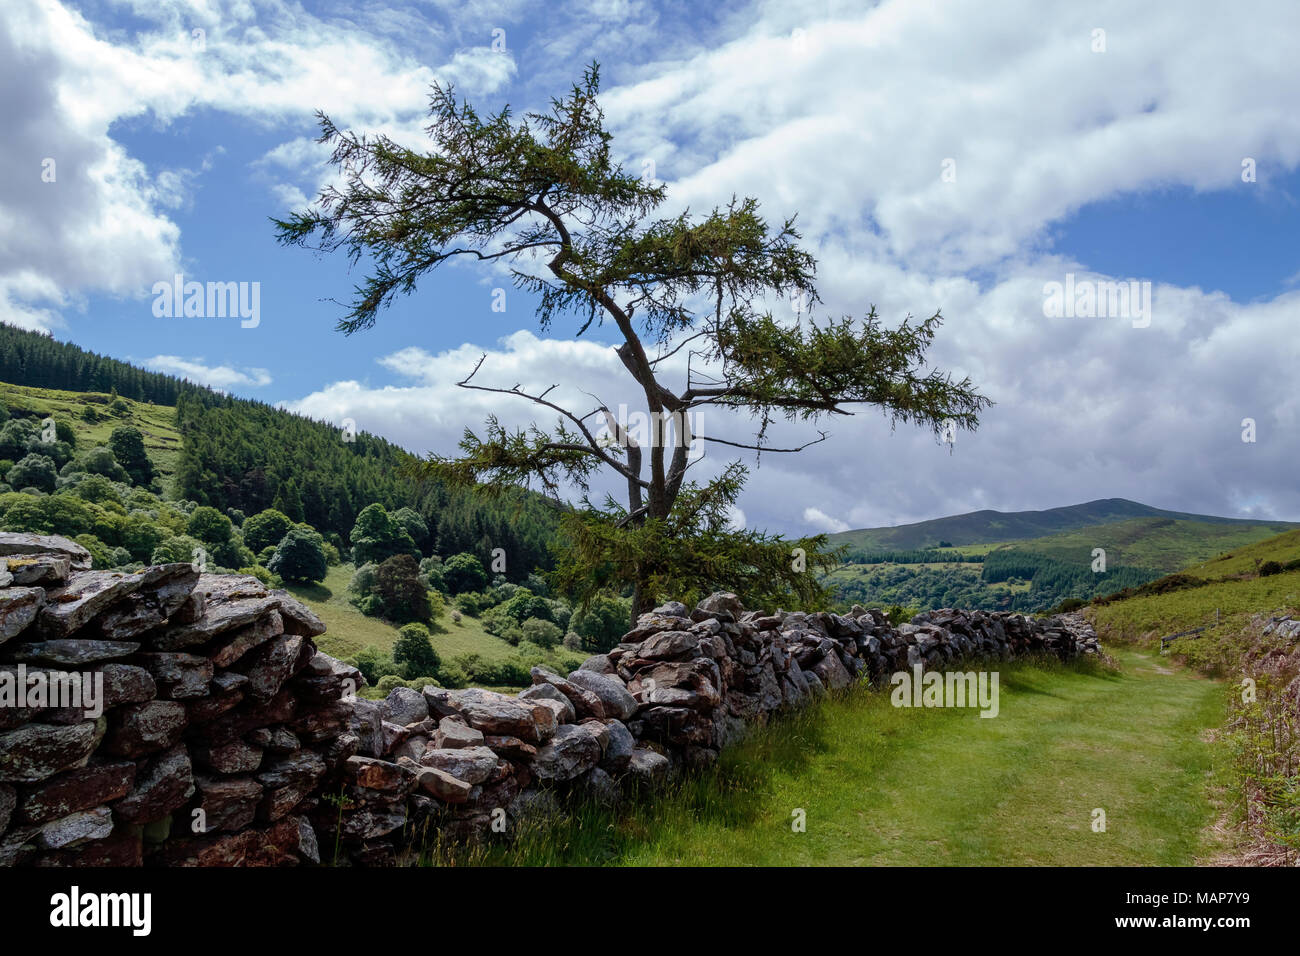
140;355;271;390
802;507;849;534
0;0;518;332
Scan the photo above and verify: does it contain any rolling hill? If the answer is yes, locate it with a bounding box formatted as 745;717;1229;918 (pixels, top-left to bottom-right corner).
828;498;1298;552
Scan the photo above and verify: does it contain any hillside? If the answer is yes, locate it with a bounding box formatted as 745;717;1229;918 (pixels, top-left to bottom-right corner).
988;516;1294;573
0;323;560;572
0;381;183;490
829;498;1297;551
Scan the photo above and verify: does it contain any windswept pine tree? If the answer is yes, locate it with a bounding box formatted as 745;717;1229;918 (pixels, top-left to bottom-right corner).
275;65;991;613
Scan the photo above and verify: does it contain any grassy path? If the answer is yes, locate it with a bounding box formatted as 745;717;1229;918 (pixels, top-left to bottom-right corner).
459;648;1224;866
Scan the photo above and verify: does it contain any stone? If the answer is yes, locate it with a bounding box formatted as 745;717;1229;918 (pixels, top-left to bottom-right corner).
194;740;263;774
381;686;429;726
419;746;499;785
694;592;743;622
0;532;92;571
420;685;463;719
150;575;280;651
577;654;616;675
482;735;537;760
416;766;472;803
94;663;157;708
105;700;187;757
637;629;700;660
37;805;114;849
811;649;853;691
577;766;621;806
9;639;140;667
4;554;70;587
293;651;364;703
0;718;105;783
256;751;326;792
193;775;264;832
433;716;484;749
207;611;284;669
566;668;638;720
270;592;328;637
137;652;213;699
625;747;670;787
446;688;556;743
36;570;154;639
114;745;194;824
237;634;305;702
600;719;635;773
529;667;605;719
518;681;577;723
264;727;300;753
529;723;603;783
345;756;416;794
0;783;15;831
94;565;200;641
18;760;135;824
0;587;45;643
296;817;320;864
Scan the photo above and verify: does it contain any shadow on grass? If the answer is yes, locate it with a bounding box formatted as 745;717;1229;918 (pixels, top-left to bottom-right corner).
285;581;333;602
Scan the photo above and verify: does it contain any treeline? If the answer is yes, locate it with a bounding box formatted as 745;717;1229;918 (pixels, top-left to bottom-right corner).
0;324;561;580
843;548;984;564
172;394;559;577
0;325;208;405
981;549;1162;598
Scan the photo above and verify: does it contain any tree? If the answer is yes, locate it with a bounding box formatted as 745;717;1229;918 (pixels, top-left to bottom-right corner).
570;594;631;652
276;66;990;615
350;503;418;566
7;453;57;493
242;508;295;553
374;553;431;623
152;534;205;566
393;622;441;677
54;419;77;448
391;506;430;554
442;551;487;595
109;426;154;486
267;527;328;583
77;446;129;482
187;505;233;546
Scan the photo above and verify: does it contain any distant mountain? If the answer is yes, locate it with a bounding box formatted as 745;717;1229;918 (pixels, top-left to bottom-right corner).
828;498;1299;552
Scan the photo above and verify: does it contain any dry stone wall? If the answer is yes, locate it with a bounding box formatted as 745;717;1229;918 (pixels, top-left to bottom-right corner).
0;533;1100;866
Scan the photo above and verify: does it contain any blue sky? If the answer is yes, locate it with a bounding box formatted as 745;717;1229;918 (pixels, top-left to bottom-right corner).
4;0;1300;532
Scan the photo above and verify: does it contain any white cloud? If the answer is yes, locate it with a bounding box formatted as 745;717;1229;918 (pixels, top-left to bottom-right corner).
802;507;849;534
0;0;518;332
140;355;271;389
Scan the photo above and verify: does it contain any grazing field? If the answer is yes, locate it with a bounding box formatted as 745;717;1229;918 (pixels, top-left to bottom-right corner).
284;563;583;686
0;381;183;488
435;648;1224;866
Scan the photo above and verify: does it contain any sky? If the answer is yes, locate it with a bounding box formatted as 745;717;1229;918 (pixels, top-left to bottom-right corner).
2;0;1299;535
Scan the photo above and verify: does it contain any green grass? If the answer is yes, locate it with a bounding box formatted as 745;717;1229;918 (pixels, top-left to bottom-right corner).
1180;528;1300;579
991;517;1292;573
284;563;582;685
0;381;182;490
435;648;1223;866
1088;568;1300;673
